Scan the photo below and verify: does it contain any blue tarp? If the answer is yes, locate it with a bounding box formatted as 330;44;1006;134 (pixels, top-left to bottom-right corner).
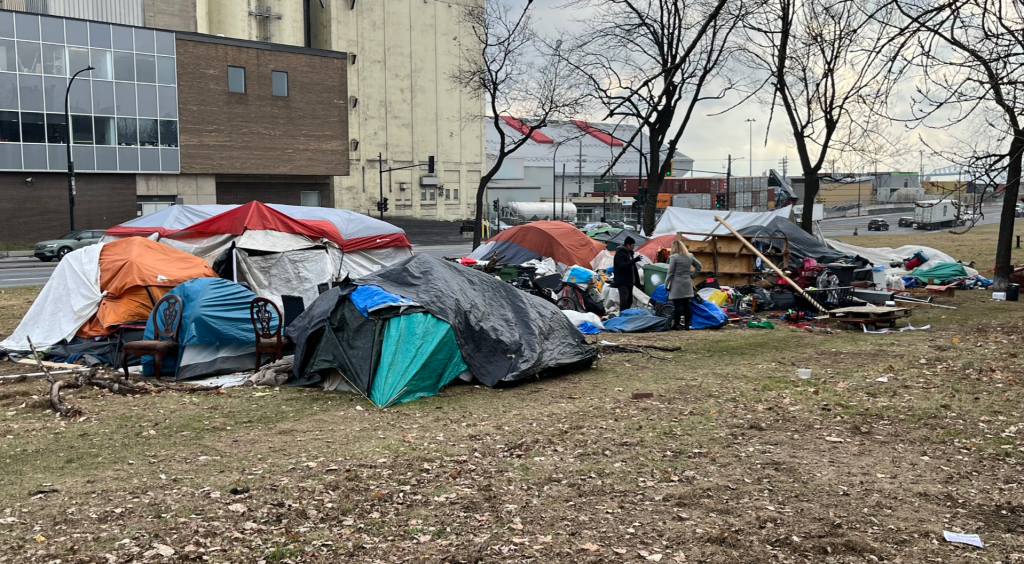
691;299;728;330
143;278;272;377
350;285;417;317
370;313;468;407
604;309;670;332
651;284;669;304
577;321;602;335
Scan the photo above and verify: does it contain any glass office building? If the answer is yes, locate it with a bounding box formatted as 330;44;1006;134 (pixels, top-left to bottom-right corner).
0;11;178;173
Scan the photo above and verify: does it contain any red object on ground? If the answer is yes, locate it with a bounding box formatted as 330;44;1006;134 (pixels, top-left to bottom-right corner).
635;234;698;261
499;116;554;143
571;120;624;146
460;257;478;266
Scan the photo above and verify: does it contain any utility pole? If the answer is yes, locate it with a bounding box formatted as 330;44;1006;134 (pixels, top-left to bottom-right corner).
561;163;566;221
726;154;732;211
745;118;756;176
65;65;94;231
779;156;788;179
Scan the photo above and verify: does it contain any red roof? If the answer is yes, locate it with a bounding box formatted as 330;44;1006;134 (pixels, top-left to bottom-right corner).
169;201;344;246
499;116;555;144
572;120;623;146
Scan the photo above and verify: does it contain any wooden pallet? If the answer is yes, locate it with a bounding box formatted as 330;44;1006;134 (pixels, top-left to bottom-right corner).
825;306;912;328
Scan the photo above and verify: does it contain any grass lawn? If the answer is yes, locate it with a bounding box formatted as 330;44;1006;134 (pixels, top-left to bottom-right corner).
1;227;1023;563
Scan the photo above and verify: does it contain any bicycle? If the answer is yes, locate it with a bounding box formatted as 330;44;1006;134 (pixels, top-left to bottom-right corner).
556;283;586;312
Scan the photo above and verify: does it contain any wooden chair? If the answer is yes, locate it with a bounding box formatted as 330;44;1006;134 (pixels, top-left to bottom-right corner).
250;297;283;371
121;294;183;379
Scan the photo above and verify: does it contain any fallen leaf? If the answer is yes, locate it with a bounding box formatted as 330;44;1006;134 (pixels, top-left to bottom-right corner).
613;548;628;554
952;337;960;344
153;544;174;557
34;534;45;543
579;542;601;552
825;437;844;443
647;555;663;562
227;503;246;513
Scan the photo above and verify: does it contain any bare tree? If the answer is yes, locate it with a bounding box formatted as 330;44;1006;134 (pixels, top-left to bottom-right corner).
451;0;589;249
565;0;745;235
745;0;907;233
896;0;1024;289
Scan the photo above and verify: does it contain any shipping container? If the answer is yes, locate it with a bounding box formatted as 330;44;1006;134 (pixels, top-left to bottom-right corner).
656;193;672;209
671;193;711;209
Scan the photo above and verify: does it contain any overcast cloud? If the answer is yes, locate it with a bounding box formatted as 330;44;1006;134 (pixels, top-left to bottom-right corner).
524;0;966;177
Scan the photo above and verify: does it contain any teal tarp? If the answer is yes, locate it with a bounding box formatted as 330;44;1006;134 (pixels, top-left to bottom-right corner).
370;312;468;407
909;262;969;284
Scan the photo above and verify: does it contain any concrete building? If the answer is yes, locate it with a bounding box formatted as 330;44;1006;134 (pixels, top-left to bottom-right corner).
1;0;484;238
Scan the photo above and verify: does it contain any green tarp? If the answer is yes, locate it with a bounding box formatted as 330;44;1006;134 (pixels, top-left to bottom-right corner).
909;262;970;284
370;313;468;408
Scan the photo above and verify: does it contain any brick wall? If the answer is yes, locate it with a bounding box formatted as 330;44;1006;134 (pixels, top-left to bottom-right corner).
175;36;349;177
0;173;137;244
216;176;333;207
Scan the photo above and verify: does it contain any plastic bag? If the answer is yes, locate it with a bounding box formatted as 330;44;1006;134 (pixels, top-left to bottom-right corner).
565;265;597;285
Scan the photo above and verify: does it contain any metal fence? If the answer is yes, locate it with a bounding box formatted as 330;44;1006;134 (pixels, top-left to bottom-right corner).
1;0;145;27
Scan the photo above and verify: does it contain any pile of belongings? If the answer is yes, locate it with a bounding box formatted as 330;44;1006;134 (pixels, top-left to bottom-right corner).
104;201;413;308
286;255;597;407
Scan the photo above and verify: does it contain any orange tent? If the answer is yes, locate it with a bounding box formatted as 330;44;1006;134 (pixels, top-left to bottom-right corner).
77;238;217;337
468;221;602;267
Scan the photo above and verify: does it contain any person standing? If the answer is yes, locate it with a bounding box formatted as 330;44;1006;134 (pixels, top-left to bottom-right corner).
613;236;643;312
666;238;702;330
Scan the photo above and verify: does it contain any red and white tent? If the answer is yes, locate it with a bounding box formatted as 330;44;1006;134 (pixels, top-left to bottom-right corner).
104;202;412;307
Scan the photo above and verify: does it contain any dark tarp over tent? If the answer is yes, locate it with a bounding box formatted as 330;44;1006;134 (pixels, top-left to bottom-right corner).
738;217;846;270
592;228;649;250
290;254;597;395
355;254;597;386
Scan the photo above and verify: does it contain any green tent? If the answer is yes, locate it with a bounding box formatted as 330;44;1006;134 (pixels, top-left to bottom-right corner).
909;262;970;284
370;313;468;407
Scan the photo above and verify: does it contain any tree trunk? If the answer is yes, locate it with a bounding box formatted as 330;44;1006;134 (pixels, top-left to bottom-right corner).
473;179;487;250
800;173;819;234
992;133;1024;291
642;175;663;235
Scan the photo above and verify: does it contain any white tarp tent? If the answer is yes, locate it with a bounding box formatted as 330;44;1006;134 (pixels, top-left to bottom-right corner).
0;245;103;350
827;239;979;277
651;207;792;237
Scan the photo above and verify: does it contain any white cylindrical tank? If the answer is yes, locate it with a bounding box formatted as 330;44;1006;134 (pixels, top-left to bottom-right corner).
505;201;577;223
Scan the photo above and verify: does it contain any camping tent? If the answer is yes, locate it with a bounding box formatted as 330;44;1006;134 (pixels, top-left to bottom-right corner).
288;254;597;406
591;228;648;250
651;207;791;237
0;238;216;352
469;221;604;267
143;277;275;380
105;202;413;308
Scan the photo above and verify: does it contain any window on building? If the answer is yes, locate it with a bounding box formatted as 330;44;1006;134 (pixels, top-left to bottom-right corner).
138;118;158;146
453;188;459;200
271;70;288;97
445;188;450;200
0;39;14;72
45;113;66;143
158;119;177;147
116;117;137;146
42;44;64;75
428;188;436;201
67;47;91;77
227;66;245;93
21;112;44;143
90;48;111;80
300;191;320;207
112;50;134;81
93;116;113;145
71;114;92;144
0;110;18;142
420;187;426;201
17;42;41;74
136;53;156;83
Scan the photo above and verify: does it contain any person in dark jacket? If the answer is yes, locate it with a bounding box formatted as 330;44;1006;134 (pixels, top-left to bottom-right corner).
613;236;643;312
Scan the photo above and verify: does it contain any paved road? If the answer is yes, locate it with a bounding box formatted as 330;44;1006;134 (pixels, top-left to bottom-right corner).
412;243;473;259
0;256;55;289
819;205;1003;237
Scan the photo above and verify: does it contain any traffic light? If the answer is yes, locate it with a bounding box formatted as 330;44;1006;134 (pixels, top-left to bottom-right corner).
492;199;499;213
382;197;389;212
428;156;435;174
665;160;674;177
714;194;724;209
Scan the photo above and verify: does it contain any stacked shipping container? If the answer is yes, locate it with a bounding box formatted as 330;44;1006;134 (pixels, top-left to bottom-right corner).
615;176;773;211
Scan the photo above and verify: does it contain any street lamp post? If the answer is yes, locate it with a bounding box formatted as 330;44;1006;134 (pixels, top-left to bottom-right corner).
745;118;756;177
65;66;94;231
552;140;564;220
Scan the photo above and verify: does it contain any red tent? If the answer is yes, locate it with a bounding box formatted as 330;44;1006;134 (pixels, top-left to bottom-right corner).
166;201;343;246
470;221;602;266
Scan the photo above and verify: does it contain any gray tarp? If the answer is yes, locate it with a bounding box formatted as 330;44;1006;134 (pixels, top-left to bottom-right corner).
739;217;847;270
355;254;597;386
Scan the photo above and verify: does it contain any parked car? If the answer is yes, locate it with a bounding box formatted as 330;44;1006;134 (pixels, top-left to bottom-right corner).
867;218;889;231
959;212;980;225
34;230;104;262
1015;203;1024;218
897;217;913;227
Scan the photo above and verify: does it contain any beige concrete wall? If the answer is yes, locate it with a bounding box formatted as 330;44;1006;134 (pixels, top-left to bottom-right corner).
136;174;217;204
317;0;485;220
203;0;305;46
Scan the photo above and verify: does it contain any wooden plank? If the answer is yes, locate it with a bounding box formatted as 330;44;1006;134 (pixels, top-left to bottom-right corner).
714;216;828;313
15;359;80;369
